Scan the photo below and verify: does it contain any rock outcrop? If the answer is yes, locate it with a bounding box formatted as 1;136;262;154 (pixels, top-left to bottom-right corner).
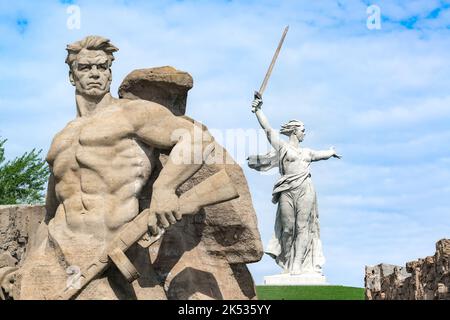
119;66;193;116
365;239;450;300
119;66;263;299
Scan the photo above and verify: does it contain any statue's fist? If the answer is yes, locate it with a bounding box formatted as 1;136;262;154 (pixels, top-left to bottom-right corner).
330;146;342;159
148;190;180;236
251;98;263;113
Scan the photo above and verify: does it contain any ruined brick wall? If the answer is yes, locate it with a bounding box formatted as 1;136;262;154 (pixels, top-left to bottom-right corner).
365;239;450;300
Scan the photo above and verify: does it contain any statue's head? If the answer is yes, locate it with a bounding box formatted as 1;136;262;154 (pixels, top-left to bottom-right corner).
66;36;119;99
280;119;305;141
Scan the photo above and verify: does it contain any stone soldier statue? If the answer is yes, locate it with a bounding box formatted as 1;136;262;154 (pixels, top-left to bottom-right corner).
0;35;234;299
248;96;341;284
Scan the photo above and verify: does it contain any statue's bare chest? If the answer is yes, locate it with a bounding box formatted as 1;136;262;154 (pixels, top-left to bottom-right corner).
77;110;133;147
47;110;148;180
283;147;311;164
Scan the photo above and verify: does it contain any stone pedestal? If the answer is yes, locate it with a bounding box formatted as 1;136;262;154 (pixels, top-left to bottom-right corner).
264;273;328;286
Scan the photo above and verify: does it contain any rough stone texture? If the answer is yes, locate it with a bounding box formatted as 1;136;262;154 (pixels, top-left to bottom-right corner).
1;60;263;300
147;155;263;299
0;205;45;269
120;67;263;299
365;239;450;300
119;66;193;116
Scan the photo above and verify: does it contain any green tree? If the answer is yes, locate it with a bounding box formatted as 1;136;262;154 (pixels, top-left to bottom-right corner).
0;138;49;205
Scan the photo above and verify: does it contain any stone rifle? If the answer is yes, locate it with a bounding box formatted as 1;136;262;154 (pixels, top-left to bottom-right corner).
51;169;239;300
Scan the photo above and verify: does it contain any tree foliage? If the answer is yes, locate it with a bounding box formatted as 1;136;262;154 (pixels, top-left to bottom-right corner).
0;138;49;205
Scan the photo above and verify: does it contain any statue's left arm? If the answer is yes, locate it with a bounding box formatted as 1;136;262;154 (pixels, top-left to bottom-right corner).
123;101;213;234
310;147;342;161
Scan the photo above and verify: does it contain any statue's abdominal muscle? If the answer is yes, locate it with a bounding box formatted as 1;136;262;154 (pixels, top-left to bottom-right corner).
49;115;153;234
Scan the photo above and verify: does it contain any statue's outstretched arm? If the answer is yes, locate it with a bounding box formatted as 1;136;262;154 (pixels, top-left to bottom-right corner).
251;97;283;151
311;147;342;161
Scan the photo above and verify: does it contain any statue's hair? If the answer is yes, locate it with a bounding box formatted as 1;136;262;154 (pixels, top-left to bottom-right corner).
65;35;119;69
280;119;304;136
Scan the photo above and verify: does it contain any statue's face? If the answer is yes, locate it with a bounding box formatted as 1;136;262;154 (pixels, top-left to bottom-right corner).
69;49;112;98
295;126;305;142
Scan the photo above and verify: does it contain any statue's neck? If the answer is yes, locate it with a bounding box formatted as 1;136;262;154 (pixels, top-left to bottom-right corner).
289;134;300;147
75;92;113;117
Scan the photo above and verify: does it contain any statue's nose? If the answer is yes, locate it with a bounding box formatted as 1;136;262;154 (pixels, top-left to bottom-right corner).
89;66;100;78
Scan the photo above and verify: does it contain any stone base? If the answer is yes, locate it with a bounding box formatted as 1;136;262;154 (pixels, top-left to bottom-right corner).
264;273;328;286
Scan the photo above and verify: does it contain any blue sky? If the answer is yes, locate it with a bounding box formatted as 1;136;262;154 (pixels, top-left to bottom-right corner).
1;0;450;288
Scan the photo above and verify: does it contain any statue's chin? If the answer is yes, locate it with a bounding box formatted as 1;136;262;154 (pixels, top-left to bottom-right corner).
80;88;108;99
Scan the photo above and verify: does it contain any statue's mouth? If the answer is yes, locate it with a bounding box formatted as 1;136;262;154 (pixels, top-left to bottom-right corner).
87;82;102;87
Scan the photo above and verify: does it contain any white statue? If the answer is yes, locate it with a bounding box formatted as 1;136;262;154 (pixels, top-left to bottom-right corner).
248;96;341;279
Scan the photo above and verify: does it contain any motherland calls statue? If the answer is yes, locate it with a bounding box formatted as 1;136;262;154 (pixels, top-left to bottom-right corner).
0;36;263;299
248;96;341;285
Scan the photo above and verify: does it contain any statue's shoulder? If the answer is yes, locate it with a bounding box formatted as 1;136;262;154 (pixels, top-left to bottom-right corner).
54;118;82;137
300;147;313;153
47;119;82;165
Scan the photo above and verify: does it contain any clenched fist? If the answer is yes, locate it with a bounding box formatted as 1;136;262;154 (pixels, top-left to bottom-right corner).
251;97;263;113
147;189;181;236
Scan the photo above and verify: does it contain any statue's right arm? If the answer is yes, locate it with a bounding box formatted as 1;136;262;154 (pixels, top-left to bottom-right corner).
255;108;283;151
121;100;213;234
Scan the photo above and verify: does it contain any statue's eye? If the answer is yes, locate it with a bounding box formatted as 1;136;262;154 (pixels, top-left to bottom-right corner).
78;64;90;71
97;63;108;71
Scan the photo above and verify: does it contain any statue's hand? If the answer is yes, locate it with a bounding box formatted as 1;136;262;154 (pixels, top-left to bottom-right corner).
330;146;342;159
251;96;263;113
147;189;180;236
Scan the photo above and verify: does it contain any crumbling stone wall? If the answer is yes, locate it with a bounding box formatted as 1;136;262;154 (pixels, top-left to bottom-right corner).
365;239;449;300
0;205;45;270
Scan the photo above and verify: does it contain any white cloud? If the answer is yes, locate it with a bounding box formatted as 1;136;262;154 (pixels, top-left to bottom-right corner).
1;0;449;288
352;96;450;128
